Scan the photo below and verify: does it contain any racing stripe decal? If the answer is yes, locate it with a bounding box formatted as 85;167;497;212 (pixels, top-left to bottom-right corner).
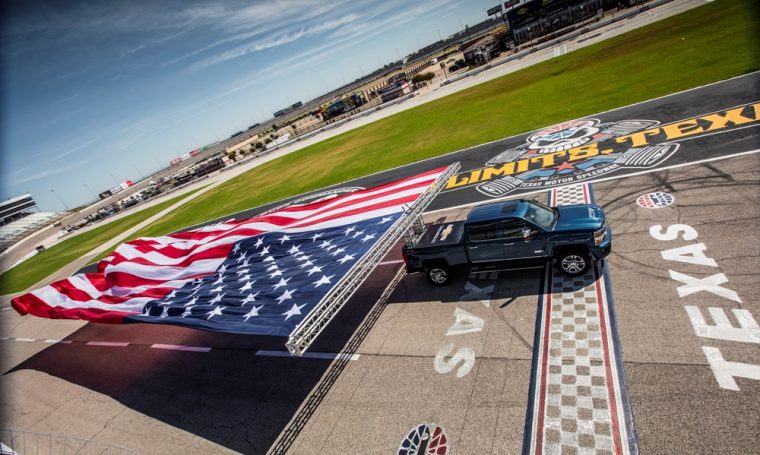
523;183;638;455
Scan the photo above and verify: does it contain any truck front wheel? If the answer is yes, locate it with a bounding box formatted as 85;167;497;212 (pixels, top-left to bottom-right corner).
557;250;590;276
427;265;451;286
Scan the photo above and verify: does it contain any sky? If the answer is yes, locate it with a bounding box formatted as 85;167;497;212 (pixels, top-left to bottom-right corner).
1;0;499;211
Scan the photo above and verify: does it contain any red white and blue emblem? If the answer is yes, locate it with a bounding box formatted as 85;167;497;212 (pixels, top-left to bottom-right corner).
398;423;449;455
636;191;674;208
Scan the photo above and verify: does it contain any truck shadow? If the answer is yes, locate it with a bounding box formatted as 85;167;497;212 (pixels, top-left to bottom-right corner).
389;264;594;306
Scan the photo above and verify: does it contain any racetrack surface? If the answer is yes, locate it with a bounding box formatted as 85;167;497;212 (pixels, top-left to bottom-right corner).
1;74;758;454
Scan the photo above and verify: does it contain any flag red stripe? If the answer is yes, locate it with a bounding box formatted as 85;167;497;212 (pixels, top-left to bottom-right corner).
12;292;132;323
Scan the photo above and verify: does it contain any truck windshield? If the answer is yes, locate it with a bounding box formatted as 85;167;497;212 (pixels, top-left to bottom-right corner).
524;201;556;229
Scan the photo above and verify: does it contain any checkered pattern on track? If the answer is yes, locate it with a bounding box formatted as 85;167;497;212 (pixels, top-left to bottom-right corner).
524;183;635;455
542;269;616;454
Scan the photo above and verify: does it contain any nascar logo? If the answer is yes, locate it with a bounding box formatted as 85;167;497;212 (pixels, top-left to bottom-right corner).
636;191;674;209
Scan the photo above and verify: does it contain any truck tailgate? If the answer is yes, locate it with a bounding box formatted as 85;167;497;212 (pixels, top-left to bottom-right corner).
413;221;465;249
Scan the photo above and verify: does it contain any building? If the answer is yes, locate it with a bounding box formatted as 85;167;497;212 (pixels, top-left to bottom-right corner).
0;194;62;253
506;0;604;44
462;34;501;66
0;193;36;226
378;81;412;103
225;134;261;155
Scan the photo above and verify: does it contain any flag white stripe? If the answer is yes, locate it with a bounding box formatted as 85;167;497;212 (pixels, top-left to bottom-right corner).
104;257;227;282
32;286;149;313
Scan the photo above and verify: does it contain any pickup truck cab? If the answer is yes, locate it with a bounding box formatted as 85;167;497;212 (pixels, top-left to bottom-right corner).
402;199;611;285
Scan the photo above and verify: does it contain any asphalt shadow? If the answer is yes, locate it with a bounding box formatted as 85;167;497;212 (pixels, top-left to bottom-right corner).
6;261;400;454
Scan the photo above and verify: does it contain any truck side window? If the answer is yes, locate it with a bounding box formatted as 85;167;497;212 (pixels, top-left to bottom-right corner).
500;220;526;240
467;222;501;241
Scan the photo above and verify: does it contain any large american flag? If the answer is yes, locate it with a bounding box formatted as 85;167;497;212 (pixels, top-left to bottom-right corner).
12;168;445;336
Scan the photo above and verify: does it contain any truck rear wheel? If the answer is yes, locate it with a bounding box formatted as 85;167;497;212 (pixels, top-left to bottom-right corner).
557;250;590;276
427;265;450;286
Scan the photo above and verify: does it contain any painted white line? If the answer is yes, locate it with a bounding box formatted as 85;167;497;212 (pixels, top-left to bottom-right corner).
0;336;9;341
58;340;73;344
44;339;61;343
1;307;12;311
15;338;36;342
256;350;360;361
378;259;404;266
428;148;760;215
86;341;129;347
150;343;212;353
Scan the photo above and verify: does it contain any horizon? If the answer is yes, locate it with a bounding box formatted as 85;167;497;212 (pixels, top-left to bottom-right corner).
1;0;497;211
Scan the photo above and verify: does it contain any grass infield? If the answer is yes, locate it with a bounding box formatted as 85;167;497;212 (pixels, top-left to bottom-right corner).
134;0;759;238
0;189;203;295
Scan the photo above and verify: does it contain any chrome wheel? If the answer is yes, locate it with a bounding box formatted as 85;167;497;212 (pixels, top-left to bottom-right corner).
428;267;449;285
561;254;587;275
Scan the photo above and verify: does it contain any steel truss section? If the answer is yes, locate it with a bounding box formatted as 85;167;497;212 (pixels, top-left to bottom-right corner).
286;162;461;356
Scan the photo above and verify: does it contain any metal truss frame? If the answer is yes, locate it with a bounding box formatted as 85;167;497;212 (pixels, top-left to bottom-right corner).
286;162;461;356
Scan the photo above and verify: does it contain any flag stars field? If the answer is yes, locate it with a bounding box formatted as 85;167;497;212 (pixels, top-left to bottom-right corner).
283;303;306;321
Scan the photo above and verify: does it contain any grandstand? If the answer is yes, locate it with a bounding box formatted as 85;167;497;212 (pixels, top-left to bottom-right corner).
507;0;607;44
0;194;62;253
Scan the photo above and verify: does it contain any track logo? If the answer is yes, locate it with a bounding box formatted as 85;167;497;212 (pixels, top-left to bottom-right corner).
445;102;760;197
452;118;678;198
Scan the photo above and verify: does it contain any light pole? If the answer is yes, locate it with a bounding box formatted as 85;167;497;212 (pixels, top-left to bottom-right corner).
50;189;69;211
84;183;97;200
132;164;144;180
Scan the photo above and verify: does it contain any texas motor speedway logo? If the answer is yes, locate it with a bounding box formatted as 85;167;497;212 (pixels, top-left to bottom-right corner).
444;102;760;197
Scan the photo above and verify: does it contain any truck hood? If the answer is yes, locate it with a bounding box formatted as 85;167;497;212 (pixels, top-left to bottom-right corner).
553;204;604;232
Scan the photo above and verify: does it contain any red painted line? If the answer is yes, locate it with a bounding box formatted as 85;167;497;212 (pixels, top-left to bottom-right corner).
534;273;552;455
86;341;129;347
150;343;211;352
594;265;624;454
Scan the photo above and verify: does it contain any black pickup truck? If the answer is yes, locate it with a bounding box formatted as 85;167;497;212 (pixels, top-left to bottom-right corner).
402;199;612;285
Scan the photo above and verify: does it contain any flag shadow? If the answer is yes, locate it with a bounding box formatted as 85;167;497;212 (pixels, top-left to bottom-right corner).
6;261;401;454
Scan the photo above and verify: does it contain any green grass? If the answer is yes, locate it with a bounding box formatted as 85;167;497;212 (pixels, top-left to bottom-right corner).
0;189;202;295
133;0;758;238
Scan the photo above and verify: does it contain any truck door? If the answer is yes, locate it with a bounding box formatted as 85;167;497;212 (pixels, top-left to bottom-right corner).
501;219;548;260
465;222;507;263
